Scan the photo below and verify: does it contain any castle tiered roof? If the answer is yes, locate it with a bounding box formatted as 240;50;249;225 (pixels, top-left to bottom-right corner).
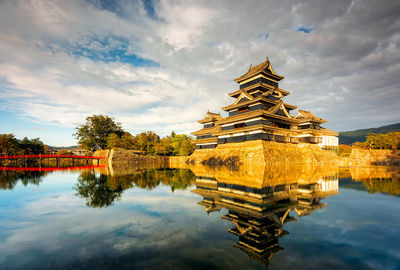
295;110;327;124
192;57;338;149
197;111;222;124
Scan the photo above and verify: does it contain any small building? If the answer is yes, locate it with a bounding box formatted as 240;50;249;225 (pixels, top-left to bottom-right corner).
71;148;87;156
192;57;338;149
295;110;339;148
191;112;222;149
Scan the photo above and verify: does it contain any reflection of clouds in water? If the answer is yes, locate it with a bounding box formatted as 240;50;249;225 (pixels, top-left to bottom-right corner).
276;189;400;270
0;186;225;267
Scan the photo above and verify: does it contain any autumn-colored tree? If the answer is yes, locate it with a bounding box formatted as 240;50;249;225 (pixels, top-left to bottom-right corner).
135;131;160;154
154;137;173;156
0;134;19;155
338;144;352;157
107;132;137;150
353;141;367;149
119;133;137;149
385;132;400;150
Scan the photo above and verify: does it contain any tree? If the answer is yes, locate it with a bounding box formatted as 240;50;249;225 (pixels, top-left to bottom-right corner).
119;132;137;149
354;132;400;150
179;139;194;156
135;131;160;154
74;115;124;150
107;133;121;149
19;137;45;154
385;132;400;150
338;144;352;157
154;137;174;156
171;134;195;156
0;134;19;155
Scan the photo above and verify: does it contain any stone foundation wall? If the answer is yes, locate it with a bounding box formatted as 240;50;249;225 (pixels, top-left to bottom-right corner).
94;141;340;168
188;140;338;166
94;149;169;167
348;149;400;166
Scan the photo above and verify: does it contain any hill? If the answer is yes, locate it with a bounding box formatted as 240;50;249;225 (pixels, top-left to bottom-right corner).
339;123;400;145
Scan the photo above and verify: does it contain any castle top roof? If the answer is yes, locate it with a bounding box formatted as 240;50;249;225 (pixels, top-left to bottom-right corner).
234;57;284;83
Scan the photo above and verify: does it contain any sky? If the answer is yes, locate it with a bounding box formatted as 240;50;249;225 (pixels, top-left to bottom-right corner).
0;0;399;146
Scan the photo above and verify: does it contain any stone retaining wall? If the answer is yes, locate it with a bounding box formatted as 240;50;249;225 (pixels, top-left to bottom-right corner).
188;140;338;166
94;141;340;168
94;149;169;167
348;149;400;166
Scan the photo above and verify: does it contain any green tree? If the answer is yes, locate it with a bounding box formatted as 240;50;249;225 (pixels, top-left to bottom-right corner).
74;115;124;150
120;132;137;149
179;139;194;156
0;134;19;155
154;137;174;156
107;133;121;149
172;134;195;156
107;132;137;150
19;137;45;154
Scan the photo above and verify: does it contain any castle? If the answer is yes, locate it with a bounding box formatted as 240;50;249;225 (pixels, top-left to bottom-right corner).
192;57;338;150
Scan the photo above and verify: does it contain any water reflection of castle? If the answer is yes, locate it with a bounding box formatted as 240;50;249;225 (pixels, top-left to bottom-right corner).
190;165;338;266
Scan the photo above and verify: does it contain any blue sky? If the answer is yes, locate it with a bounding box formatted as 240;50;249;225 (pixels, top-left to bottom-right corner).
0;0;399;146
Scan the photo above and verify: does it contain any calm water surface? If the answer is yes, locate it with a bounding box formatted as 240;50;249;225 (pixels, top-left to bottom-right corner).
0;165;399;269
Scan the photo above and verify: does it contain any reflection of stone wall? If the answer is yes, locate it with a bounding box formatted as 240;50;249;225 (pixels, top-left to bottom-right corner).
342;166;400;195
169;156;191;168
188;140;338;166
189;163;339;189
93;149;110;165
347;166;400;181
349;149;400;166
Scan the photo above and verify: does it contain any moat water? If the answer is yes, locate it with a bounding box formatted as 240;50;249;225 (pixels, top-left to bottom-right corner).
0;165;399;270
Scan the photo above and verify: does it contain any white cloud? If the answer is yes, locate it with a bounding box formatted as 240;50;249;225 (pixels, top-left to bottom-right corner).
0;0;399;145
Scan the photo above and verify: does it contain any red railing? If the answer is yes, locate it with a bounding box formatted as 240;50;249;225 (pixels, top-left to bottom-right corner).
0;165;106;171
0;154;106;159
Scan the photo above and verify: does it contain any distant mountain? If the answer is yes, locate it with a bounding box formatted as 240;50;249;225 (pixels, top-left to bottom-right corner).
339;123;400;145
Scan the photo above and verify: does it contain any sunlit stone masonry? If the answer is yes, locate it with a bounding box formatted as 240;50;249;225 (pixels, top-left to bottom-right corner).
192;57;338;150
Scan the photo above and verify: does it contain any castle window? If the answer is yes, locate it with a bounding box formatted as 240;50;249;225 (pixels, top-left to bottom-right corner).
238;106;248;113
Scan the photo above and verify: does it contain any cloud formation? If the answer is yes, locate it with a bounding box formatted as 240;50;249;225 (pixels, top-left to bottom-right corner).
0;0;399;144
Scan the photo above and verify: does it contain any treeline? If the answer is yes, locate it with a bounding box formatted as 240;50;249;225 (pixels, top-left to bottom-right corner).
107;131;194;156
353;132;400;150
0;134;45;155
338;132;400;156
75;114;195;156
